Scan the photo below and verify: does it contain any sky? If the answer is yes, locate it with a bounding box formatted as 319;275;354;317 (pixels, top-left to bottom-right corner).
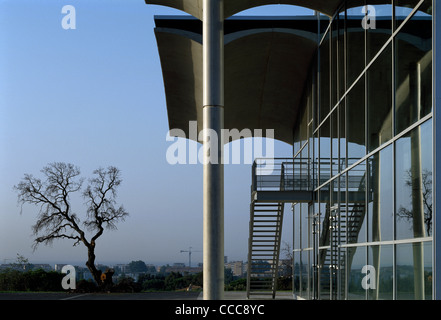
0;1;317;267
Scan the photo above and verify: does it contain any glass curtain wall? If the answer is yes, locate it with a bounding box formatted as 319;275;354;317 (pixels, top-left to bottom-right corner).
292;0;433;300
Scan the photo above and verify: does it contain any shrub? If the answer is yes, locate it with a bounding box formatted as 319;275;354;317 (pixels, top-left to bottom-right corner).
0;269;64;292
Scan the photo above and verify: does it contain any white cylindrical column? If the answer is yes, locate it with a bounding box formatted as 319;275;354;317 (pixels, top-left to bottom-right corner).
202;0;224;300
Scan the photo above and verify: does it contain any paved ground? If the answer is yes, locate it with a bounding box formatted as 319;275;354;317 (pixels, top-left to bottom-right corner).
0;291;200;300
0;291;294;300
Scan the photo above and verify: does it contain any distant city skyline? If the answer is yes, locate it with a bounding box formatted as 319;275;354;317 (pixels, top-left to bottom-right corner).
0;1;307;268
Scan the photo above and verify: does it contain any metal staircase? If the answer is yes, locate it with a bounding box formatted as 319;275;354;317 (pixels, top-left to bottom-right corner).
247;202;284;298
317;171;367;299
247;158;312;299
246;158;367;299
318;202;365;299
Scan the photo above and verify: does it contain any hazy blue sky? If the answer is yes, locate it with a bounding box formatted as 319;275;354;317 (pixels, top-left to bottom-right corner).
0;1;317;267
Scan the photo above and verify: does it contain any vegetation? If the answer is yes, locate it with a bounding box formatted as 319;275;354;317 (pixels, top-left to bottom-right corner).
0;268;64;292
14;162;129;287
0;267;251;293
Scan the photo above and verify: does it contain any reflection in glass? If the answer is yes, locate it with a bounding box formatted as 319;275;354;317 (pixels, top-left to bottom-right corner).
319;248;330;300
346;161;367;244
320;31;330;123
294;204;301;250
338;11;346;101
367;245;393;300
301;203;310;250
396;242;432;300
293;250;301;296
368;43;393;152
347;246;367;300
319;120;331;182
346;77;366;165
331;18;339;108
366;2;392;63
301;250;309;298
331;109;339;177
395;0;432;29
340;103;347;170
368;145;393;242
347;2;366;86
395;7;432;134
395;120;432;240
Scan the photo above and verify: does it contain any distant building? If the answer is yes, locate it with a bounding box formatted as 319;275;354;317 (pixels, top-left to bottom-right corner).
54;264;67;272
32;264;53;272
114;264;129;273
164;266;203;275
173;263;186;268
225;261;244;278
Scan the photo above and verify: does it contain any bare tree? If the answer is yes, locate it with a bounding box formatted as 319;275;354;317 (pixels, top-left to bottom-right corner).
14;162;129;286
397;169;432;236
280;241;293;277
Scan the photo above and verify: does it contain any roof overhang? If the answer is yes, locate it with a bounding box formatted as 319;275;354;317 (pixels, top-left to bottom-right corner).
155;16;319;144
145;0;432;20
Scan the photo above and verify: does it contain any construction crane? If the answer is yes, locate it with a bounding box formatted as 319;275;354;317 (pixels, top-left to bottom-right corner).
180;247;201;268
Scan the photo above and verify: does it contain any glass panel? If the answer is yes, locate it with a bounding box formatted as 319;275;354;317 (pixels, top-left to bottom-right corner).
367;245;393;300
368;145;393;242
313;132;319;189
318;189;330;248
320;31;331;123
394;4;432;134
340;172;348;247
395;120;432;240
347;1;366;86
339;246;347;300
340;103;347;170
339;173;347;299
305;249;313;299
366;2;393;64
319;119;331;183
395;0;432;29
317;188;331;300
294;204;301;250
347;161;367;244
319;13;331;38
331;109;339;177
338;11;346;100
347;245;367;300
294;250;301;296
301;203;310;250
332;19;339;108
396;241;432;300
367;43;393;152
346;76;366;166
319;248;330;300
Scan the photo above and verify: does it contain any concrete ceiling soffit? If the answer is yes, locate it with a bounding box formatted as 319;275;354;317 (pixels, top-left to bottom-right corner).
145;0;340;19
145;0;432;20
154;27;318;144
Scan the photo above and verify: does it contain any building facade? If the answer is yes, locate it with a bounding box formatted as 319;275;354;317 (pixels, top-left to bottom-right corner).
291;0;434;300
147;0;441;300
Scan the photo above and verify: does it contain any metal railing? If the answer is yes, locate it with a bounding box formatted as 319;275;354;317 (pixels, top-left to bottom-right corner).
251;157;367;194
251;158;312;193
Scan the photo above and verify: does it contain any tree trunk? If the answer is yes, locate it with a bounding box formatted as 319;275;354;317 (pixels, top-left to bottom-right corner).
85;245;102;288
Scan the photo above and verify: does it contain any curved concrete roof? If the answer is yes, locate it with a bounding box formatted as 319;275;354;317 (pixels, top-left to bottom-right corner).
146;0;338;18
145;0;432;19
155;17;318;144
